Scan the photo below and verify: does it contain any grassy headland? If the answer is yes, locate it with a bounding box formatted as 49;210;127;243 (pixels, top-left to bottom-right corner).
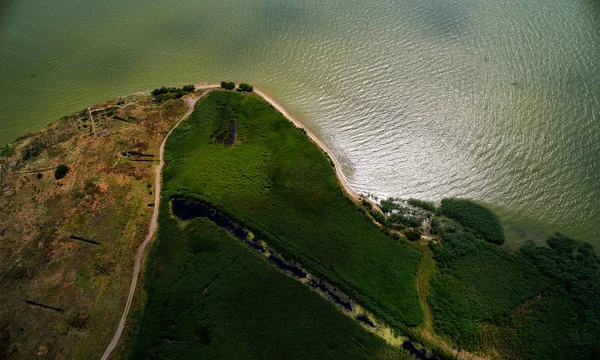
160;90;424;328
126;89;425;358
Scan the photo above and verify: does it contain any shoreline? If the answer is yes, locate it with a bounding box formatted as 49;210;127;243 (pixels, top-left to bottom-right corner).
251;87;359;203
192;84;359;202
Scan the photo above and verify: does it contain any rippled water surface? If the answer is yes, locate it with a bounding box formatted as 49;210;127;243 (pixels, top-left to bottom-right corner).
1;0;599;245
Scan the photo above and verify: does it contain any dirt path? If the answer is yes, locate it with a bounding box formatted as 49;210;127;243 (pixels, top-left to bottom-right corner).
100;85;217;360
414;245;489;360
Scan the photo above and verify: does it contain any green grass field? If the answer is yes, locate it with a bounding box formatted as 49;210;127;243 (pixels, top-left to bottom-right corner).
126;211;411;359
161;90;423;328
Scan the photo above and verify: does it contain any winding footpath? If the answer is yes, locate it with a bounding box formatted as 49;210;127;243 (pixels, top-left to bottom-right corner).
100;85;218;360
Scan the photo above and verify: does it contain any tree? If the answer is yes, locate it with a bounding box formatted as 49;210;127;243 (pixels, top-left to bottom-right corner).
238;83;253;92
405;228;422;242
220;81;235;90
55;164;69;180
182;84;195;93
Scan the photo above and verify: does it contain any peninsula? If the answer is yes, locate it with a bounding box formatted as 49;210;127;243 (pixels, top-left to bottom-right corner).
0;84;598;360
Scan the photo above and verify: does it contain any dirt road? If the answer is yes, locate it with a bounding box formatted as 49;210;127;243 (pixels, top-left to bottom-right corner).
100;85;218;360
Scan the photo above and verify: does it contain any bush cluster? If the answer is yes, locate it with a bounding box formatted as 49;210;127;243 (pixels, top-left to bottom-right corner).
54;164;69;180
151;85;195;102
238;83;253;92
220;81;236;90
439;198;505;244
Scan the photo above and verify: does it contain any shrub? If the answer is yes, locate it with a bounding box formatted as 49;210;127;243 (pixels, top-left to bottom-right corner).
407;198;437;212
440;198;505;244
405;228;421;242
36;173;43;179
361;199;372;210
220;81;236;90
151;85;195;102
380;198;400;214
55;164;69;180
182;84;195;93
238;83;253;92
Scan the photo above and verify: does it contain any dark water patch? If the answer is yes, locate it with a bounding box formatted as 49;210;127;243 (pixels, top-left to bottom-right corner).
211;106;237;147
171;198;248;240
402;341;442;360
69;235;100;246
23;300;64;313
308;279;353;311
268;255;307;278
356;314;375;328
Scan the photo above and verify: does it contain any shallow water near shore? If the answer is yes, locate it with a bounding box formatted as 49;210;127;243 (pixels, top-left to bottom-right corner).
1;0;599;246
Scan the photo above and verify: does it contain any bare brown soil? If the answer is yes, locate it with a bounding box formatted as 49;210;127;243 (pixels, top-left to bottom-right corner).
0;92;188;360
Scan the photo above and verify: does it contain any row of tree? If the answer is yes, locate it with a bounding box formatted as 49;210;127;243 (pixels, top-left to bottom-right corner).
151;85;195;102
220;81;254;92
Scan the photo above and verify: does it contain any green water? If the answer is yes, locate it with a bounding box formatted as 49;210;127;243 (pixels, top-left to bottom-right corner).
1;0;599;247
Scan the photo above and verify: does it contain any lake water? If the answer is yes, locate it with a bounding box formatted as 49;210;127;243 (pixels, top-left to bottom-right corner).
1;0;599;247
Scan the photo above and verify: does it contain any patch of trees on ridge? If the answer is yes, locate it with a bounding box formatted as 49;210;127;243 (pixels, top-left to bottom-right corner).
220;81;253;92
151;85;195;102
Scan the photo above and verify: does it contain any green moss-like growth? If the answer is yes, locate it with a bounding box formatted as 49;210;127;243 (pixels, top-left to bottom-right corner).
440;198;505;244
54;164;69;180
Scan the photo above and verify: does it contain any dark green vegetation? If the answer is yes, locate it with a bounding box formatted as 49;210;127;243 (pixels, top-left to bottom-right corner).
220;81;235;90
151;85;195;102
407;198;437;212
237;83;253;92
372;196;600;359
127;90;422;359
374;197;428;230
160;91;423;329
405;228;422;242
429;224;600;358
440;198;505;244
126;212;411;360
54;164;69;179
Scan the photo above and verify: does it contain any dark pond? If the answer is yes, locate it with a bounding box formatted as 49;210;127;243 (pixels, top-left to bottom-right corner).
308;279;353;311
